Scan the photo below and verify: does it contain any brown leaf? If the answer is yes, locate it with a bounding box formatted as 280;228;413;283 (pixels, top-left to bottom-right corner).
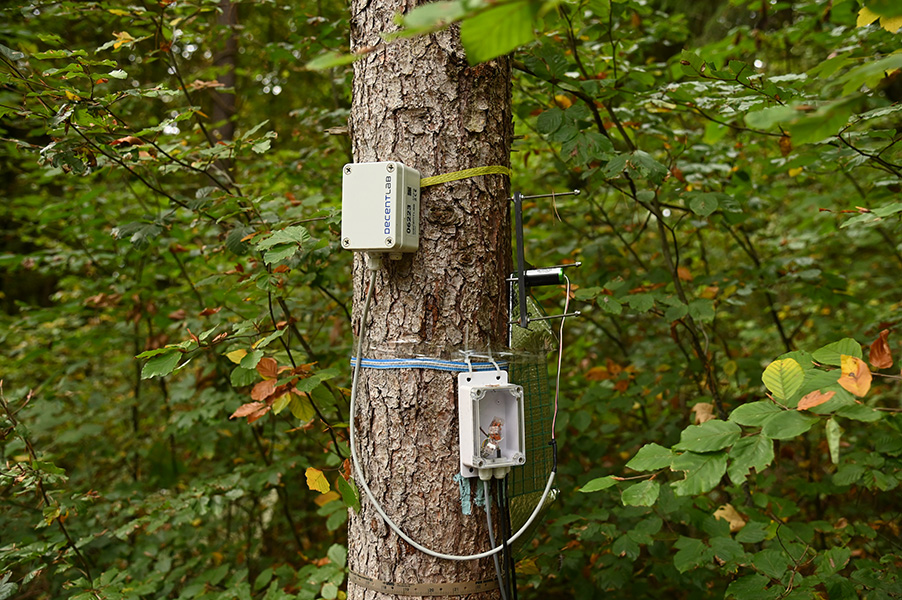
256;357;279;380
199;307;222;316
273;265;290;273
211;331;228;344
837;355;872;398
245;405;271;424
691;402;715;423
713;504;746;533
869;329;893;369
677;266;693;282
797;390;836;411
168;309;187;321
186;327;199;345
110;135;142;147
250;379;277;401
230;401;266;419
779;135;793;157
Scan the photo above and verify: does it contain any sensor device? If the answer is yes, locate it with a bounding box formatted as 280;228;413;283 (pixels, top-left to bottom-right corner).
458;370;526;479
341;161;420;253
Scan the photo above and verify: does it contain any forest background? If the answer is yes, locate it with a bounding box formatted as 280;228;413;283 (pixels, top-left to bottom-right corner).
2;0;902;598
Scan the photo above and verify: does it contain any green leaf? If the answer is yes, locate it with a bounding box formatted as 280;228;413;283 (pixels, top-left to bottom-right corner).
826;418;842;464
837;52;902;95
306;51;361;70
835;404;882;422
621;480;659;507
729;401;782;427
0;44;25;61
761;411;818;440
627;293;655;312
811;338;863;366
240;349;264;370
536;108;563;134
255;226;310;251
761;358;803;401
294;368;341;394
230;367;258;388
108;69;127;79
0;572;18;600
326;543;347;568
726;574;775;600
402;1;467;29
629;150;668;184
866;0;902;17
580;475;618;492
817;546;851;577
753;549;791;579
727;434;774;484
688;299;716;322
665;303;688;321
689;193;719;217
674;420;741;453
745;105;797;130
673;536;713;573
599;296;622;315
336;475;361;513
460;1;537;65
263;244;298;265
626;443;674;471
671;451;727;496
141;351;181;379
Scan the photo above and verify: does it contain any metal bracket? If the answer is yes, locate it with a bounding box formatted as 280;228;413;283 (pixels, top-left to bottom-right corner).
510;190;582;335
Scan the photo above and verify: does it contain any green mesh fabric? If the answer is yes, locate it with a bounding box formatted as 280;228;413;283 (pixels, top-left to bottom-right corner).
508;294;556;503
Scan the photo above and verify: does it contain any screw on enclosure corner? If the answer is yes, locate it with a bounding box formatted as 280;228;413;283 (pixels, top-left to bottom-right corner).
385;237;393;246
342;238;350;247
386;163;395;173
344;166;352;175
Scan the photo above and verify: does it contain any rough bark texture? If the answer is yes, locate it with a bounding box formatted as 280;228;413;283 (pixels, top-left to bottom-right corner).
347;1;513;599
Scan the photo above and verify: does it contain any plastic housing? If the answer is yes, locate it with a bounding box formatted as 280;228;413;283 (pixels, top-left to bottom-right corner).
341;161;420;253
458;370;526;478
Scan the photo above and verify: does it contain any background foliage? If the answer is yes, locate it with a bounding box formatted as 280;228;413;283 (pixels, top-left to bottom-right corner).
2;0;902;598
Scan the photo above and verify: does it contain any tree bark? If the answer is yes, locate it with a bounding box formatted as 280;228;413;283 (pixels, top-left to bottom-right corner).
347;1;513;599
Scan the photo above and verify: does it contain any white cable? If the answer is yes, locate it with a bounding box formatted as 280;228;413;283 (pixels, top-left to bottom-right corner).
484;480;509;600
551;276;571;437
349;258;557;561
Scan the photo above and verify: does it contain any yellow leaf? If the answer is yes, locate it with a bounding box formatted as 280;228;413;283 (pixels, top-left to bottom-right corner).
788;167;804;177
272;392;291;415
305;467;331;494
723;360;738;377
857;6;902;33
289;394;316;421
553;94;572;109
112;31;135;49
107;9;131;16
314;491;340;507
225;349;247;364
857;6;879;27
516;557;541;575
64;90;81;102
880;15;902;33
713;504;746;532
837;355;872;397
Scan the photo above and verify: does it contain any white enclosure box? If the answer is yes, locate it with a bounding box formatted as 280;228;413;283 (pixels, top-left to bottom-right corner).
341;161;420;253
458;370;526;478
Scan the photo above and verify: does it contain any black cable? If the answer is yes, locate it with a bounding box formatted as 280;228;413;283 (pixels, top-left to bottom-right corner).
501;478;519;600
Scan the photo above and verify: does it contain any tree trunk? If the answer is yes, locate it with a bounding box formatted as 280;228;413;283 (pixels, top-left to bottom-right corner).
347;1;513;598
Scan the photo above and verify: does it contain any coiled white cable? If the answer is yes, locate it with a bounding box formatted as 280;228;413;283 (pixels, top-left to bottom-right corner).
349;258;556;561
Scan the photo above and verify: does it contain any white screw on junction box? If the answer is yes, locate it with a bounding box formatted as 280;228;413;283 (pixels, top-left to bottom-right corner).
341;161;420;253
